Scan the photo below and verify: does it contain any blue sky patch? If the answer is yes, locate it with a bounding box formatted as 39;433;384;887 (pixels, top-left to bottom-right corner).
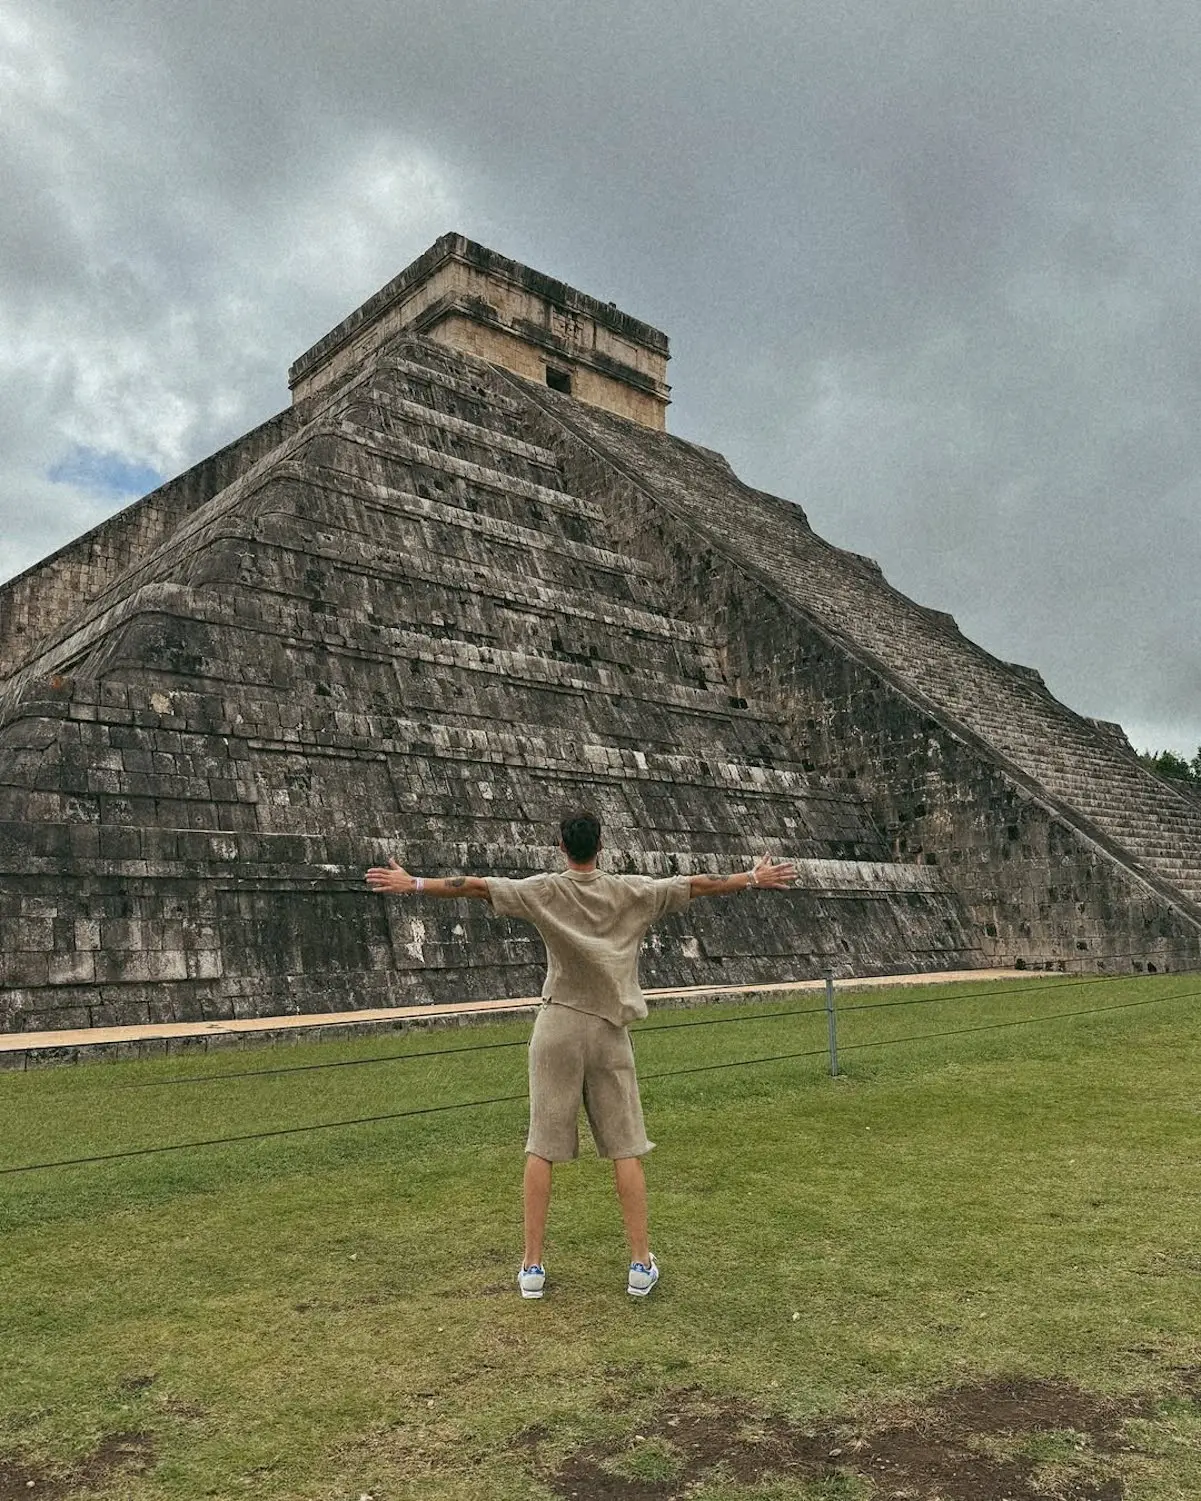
47;445;164;499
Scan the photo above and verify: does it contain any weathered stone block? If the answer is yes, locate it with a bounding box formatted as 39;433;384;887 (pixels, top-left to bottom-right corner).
48;952;96;985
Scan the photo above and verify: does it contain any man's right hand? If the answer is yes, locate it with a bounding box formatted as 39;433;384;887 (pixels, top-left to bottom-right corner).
751;854;797;889
365;863;494;901
365;857;416;894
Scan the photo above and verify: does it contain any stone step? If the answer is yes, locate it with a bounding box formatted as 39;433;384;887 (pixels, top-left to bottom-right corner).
278;447;605;529
332;480;652;579
0;731;879;854
59;622;775;742
338;399;564;488
19;530;722;677
362;628;777;722
264;475;658;589
326;360;529;444
1058;805;1201;839
362;390;561;469
330;423;597;520
241;538;721;651
372;349;527;416
382;715;817;788
406;734;815;791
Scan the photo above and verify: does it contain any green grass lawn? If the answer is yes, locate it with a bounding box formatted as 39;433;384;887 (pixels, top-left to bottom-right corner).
1;972;1200;1500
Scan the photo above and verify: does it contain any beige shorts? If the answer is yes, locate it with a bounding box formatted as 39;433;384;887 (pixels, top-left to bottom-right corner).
526;1002;654;1162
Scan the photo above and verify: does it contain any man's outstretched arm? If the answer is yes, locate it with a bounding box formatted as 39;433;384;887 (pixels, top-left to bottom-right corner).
688;853;796;899
365;858;492;900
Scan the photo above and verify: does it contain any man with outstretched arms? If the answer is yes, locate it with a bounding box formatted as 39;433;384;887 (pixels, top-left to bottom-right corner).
366;813;795;1299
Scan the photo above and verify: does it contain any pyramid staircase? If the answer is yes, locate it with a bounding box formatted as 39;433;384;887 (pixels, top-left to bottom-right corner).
504;377;1201;937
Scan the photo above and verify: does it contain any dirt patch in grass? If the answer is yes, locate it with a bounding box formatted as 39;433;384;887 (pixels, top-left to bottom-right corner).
535;1376;1168;1500
0;1430;153;1499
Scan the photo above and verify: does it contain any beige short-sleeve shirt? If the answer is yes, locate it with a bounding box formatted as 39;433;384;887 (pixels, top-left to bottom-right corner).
486;869;693;1026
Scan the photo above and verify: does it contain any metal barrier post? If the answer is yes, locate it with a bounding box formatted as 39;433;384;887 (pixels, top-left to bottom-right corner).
824;971;839;1077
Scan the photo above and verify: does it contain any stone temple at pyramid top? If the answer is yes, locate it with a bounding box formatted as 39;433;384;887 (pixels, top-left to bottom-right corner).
287;232;672;429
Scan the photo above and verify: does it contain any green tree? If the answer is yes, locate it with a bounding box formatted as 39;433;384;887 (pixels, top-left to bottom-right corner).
1138;746;1201;788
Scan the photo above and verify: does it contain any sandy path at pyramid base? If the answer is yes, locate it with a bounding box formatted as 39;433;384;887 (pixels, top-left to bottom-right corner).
0;969;1026;1062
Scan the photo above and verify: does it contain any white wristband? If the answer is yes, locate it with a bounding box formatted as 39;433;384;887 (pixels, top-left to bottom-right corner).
414;877;425;893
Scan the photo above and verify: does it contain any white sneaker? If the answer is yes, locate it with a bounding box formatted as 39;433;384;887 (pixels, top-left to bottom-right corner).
518;1263;546;1299
627;1255;659;1298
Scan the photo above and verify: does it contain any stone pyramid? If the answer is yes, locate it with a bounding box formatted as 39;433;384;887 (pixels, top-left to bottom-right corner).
1;234;1197;1035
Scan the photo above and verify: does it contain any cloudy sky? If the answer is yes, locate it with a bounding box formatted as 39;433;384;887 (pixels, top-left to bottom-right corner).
4;0;1200;754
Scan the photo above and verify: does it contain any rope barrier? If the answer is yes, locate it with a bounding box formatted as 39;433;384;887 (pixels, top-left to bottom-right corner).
643;987;1197;1084
121;1034;532;1089
1;981;1192;1179
115;961;1190;1090
0;1092;530;1178
838;989;1200;1055
119;1001;832;1089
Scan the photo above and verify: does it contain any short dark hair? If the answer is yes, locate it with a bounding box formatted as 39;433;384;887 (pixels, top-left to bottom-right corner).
560;812;602;863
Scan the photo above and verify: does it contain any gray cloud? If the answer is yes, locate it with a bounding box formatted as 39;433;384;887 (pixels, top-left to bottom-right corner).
4;0;1200;753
